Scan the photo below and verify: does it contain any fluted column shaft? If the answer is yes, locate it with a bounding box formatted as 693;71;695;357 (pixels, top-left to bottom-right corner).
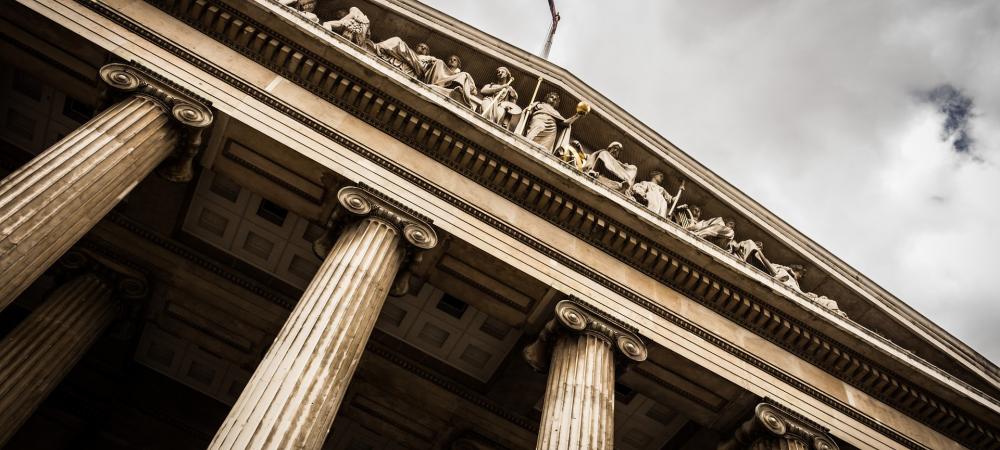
0;63;212;307
537;333;616;450
0;273;118;446
749;437;809;450
525;300;647;450
209;186;438;450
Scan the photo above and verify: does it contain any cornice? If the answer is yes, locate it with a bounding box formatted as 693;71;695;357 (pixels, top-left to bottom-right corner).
74;0;997;447
383;0;1000;388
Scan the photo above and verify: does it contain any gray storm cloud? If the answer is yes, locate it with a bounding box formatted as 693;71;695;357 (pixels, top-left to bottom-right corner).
420;0;1000;363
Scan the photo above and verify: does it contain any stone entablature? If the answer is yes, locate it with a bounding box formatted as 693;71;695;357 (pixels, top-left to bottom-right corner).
115;0;1000;447
252;0;1000;400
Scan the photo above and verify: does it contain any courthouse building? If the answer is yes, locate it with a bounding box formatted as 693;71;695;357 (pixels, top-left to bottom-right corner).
1;0;999;448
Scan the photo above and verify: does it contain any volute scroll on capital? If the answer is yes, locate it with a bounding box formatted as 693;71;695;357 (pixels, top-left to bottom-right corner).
525;298;648;372
59;248;151;301
313;184;439;258
98;62;214;183
718;401;839;450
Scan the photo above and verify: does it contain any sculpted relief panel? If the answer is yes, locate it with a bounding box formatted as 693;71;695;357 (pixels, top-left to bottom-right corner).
277;1;847;319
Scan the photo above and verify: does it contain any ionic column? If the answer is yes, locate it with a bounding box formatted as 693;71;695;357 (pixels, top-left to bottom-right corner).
209;185;438;450
524;299;648;450
0;63;212;306
0;251;147;446
718;402;839;450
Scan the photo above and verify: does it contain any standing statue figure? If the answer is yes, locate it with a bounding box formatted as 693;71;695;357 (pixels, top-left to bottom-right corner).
630;170;674;219
582;141;638;191
479;67;521;128
323;7;371;48
278;0;319;22
422;54;479;109
515;92;587;152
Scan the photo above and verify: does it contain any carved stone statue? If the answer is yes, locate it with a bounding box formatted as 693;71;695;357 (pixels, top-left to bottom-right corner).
371;37;424;78
323;7;371;48
479;67;520;128
515;92;585;152
672;204;700;228
554;139;588;172
631;170;674;219
684;214;736;248
730;239;774;275
770;263;806;292
278;0;319;22
422;54;479;109
806;293;848;317
582;141;638;191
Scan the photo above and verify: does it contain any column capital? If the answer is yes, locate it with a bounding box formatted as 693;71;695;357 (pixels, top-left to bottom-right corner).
314;184;438;257
718;401;839;450
524;298;647;372
59;248;149;301
99;62;213;129
99;62;214;182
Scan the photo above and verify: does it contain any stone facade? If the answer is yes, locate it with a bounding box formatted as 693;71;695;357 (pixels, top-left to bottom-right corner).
0;0;997;449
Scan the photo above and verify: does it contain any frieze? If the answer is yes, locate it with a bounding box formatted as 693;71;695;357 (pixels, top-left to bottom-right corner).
78;1;996;447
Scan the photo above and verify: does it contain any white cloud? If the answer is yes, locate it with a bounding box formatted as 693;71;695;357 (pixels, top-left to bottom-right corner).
420;0;1000;363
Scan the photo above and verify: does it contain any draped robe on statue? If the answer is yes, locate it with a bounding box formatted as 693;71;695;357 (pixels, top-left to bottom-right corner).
631;181;674;219
583;150;638;189
730;239;775;275
479;83;519;127
371;37;424;78
515;102;572;152
687;217;735;246
421;58;479;109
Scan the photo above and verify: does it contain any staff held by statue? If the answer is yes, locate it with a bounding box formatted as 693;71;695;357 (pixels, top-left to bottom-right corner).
667;180;686;218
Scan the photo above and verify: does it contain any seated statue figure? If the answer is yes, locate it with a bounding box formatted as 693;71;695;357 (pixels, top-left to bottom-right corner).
685;214;736;248
515;92;586;152
672;204;700;228
630;170;674;219
278;0;319;22
730;239;774;275
769;263;848;317
323;7;371;48
422;54;479;109
583;141;638;191
479;67;521;128
770;263;806;292
554;139;588;172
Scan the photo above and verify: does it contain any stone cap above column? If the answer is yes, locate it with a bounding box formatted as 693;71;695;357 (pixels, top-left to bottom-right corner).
524;298;648;372
313;184;439;257
718;400;840;450
99;62;213;129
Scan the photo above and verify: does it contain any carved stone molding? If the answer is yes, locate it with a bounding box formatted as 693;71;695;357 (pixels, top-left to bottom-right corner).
313;184;438;257
99;62;214;182
59;248;150;302
718;401;839;450
524;298;648;372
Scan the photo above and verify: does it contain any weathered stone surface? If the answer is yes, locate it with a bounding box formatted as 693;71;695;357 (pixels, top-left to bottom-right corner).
0;63;211;307
0;273;117;446
208;186;436;450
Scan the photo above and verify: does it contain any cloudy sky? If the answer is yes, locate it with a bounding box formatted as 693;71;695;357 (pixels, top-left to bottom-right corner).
420;0;1000;363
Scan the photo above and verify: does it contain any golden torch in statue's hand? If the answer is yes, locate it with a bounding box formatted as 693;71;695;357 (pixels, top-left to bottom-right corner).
576;101;591;116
